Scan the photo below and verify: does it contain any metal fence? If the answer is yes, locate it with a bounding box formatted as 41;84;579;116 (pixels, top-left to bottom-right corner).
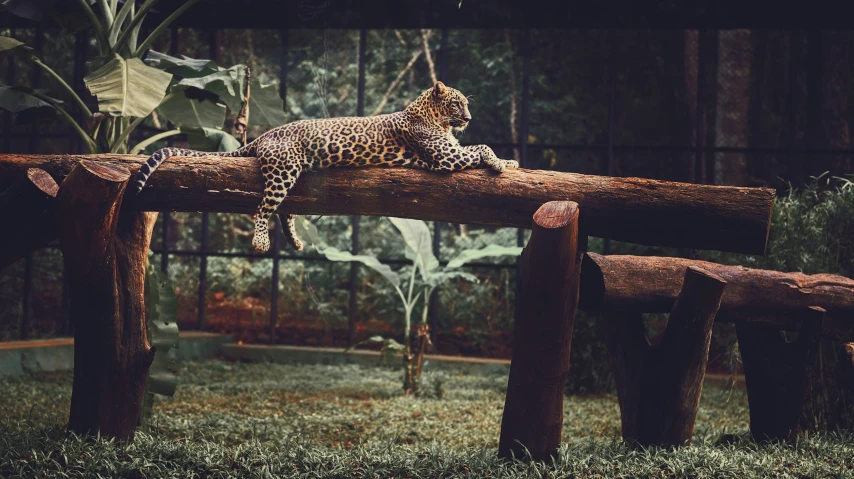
3;27;854;343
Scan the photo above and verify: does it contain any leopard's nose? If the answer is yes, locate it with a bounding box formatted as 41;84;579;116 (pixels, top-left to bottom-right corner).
463;116;471;122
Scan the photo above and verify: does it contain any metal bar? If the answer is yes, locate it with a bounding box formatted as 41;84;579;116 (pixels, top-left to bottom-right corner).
3;28;14;153
270;216;280;344
271;28;289;344
349;28;367;346
517;28;531;249
197;213;209;330
161;213;170;273
429;28;449;344
695;29;706;184
787;31;798;183
37;243;518;269
21;253;32;340
21;27;43;340
13;130;854;158
195;29;217;331
160;28;180;275
73;30;87;154
603;28;617;255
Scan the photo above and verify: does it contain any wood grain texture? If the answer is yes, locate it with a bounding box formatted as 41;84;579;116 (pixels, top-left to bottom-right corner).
603;266;727;448
581;253;854;340
499;201;581;461
0;153;776;254
56;161;156;442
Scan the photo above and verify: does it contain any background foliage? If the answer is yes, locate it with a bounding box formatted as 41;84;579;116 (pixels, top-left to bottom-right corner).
1;25;853;402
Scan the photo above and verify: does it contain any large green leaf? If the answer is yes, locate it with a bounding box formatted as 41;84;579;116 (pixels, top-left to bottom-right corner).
157;91;226;130
0;36;34;57
84;54;172;117
445;244;523;270
185;127;241;152
293;215;321;248
389;217;438;280
144;50;219;78
144;263;180;398
427;270;479;288
320;246;401;287
0;85;62;113
177;65;246;113
248;77;287;128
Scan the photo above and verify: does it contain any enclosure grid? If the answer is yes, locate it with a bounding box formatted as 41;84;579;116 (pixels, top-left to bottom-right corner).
3;27;853;343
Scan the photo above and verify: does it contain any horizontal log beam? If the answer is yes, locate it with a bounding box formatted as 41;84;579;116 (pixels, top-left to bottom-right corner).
580;253;854;340
0;154;775;254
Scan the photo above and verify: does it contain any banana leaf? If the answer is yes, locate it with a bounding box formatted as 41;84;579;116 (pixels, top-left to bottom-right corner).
84;54;172;117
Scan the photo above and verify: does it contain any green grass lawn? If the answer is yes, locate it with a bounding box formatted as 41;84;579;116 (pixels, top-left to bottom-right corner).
1;359;852;478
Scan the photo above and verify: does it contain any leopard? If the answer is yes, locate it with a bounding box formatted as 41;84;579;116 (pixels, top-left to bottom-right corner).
130;81;519;253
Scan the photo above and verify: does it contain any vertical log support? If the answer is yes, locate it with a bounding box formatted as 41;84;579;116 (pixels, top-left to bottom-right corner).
603;266;727;447
499;201;582;461
736;306;825;441
56;161;157;442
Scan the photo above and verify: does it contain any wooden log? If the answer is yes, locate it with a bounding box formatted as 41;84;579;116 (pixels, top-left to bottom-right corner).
499;201;582;461
580;253;854;340
602;266;727;447
0;153;775;254
736;307;824;441
0;168;59;270
56;160;157;442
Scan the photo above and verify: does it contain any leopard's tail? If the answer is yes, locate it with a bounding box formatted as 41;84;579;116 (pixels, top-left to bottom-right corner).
130;142;257;195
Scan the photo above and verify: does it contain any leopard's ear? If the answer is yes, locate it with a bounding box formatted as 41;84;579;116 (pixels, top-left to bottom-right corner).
432;81;447;99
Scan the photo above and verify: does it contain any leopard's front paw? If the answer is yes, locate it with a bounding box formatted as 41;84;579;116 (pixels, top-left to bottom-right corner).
503;160;519;169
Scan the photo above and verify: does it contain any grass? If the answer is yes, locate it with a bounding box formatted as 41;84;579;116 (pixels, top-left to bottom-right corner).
1;359;852;478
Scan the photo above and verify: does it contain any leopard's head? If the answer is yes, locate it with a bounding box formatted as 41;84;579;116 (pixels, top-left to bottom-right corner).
410;81;471;132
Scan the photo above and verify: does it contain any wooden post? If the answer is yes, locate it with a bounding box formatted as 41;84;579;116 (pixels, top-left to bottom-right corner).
499;201;582;461
602;266;727;447
736;306;824;441
0;168;58;269
56;161;157;442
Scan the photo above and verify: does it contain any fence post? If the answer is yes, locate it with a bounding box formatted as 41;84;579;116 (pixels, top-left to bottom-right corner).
499;200;582;461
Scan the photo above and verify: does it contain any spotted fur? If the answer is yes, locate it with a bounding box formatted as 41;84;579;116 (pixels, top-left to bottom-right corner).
131;81;519;253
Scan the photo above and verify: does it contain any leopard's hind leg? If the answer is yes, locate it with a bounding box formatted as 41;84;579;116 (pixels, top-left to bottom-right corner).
252;145;303;253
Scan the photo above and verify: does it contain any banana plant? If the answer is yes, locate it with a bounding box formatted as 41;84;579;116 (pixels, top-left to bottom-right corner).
0;1;286;155
138;259;180;431
295;216;521;393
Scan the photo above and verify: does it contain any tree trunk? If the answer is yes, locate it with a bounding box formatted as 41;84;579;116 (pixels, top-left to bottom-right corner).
602;266;726;447
499;201;582;461
56;161;157;442
0;168;58;269
1;153;776;254
403;324;432;394
736;306;824;441
580;253;854;341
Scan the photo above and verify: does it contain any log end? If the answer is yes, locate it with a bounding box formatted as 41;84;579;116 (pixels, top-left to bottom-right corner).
685;265;727;289
80;160;131;183
26;168;59;197
533;201;579;229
